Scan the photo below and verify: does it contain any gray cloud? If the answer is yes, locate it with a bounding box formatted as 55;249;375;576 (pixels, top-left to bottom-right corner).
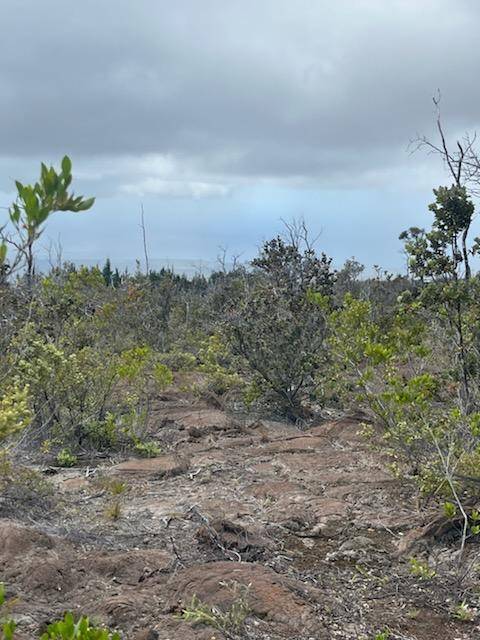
1;0;480;194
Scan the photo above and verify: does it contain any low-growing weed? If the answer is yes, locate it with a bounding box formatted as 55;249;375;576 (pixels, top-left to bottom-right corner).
105;501;122;521
409;557;436;580
56;449;78;468
178;581;251;633
101;478;128;521
40;612;120;639
452;601;475;622
133;439;161;458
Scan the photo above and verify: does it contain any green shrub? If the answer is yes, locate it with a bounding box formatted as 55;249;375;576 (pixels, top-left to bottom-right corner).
325;294;475;494
56;448;78;468
133;439;161;458
1;592;121;640
5;325;173;454
0;383;32;444
7;325;117;448
197;334;243;395
157;350;196;372
226;235;334;419
409;557;436;580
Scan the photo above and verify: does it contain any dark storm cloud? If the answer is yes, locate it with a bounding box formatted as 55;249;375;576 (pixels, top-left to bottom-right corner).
1;0;480;192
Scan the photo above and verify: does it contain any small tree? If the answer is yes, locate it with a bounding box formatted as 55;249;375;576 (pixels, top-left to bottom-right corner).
226;233;334;420
112;267;122;288
400;185;475;283
0;156;94;281
102;258;113;287
400;186;478;411
411;94;480;280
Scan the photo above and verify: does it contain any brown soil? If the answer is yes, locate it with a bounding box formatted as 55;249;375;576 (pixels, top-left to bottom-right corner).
2;392;479;639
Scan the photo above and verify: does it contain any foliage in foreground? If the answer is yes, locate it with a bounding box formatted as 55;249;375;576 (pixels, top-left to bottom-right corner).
1;581;252;639
0;594;120;640
40;613;120;640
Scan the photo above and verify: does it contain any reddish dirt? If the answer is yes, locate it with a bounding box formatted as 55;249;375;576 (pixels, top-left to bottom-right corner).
2;394;479;639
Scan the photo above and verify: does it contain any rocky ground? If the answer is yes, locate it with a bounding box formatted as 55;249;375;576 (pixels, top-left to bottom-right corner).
1;389;479;639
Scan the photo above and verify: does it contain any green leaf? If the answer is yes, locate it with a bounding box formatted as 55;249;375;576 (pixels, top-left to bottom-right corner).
36;208;51;226
61;155;72;175
76;197;95;211
9;204;21;224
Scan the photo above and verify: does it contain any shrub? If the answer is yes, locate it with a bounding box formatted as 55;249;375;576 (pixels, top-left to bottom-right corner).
5;324;173;454
56;448;78;468
7;326;117;448
197;334;243;396
226;236;334;419
157;350;197;372
0;384;31;444
1;595;121;640
327;291;480;554
0;454;55;518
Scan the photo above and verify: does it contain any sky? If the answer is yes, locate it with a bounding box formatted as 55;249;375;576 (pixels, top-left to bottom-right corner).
1;0;480;274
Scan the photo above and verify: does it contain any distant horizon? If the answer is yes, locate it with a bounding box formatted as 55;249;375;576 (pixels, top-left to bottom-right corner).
35;253;410;279
35;256;223;277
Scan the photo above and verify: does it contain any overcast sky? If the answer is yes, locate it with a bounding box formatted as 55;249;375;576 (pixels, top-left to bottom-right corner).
1;0;480;272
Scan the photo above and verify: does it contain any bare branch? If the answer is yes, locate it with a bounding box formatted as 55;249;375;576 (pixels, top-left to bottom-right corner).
139;203;150;275
411;94;480;194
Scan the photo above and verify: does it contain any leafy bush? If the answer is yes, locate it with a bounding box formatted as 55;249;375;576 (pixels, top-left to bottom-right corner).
409;557;436;580
226;235;334;419
197;334;243;396
1;593;121;640
4;324;173;454
327;294;480;493
7;325;117;448
56;448;78;468
0;384;31;444
157;350;197;372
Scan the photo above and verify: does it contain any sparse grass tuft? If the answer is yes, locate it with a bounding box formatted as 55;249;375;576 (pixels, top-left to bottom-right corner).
178;582;251;633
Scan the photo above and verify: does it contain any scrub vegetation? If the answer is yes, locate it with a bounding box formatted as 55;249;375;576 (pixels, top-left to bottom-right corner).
2;115;480;639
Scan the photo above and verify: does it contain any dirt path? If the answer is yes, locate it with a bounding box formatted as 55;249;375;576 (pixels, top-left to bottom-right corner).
1;396;478;639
